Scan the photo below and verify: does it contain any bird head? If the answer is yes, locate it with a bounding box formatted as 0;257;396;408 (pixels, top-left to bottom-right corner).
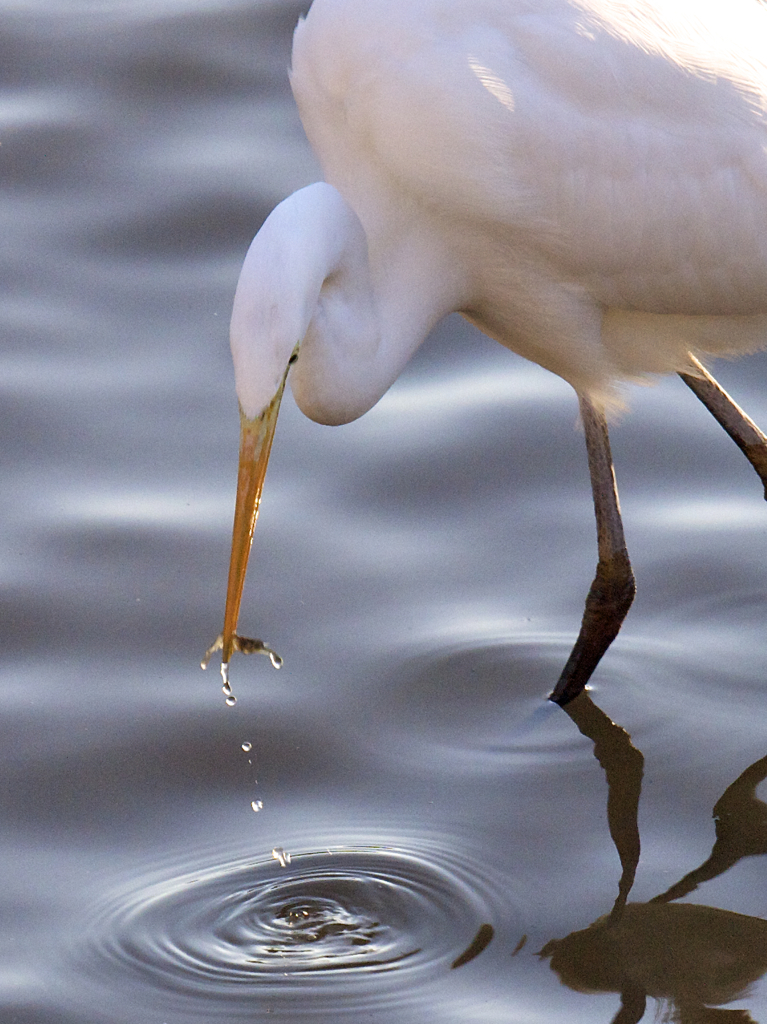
212;183;377;679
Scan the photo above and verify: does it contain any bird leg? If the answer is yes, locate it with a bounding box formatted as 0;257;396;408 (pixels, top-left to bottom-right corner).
549;395;636;706
679;354;767;499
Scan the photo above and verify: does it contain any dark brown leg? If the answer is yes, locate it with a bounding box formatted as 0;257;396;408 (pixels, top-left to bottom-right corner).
679;354;767;499
549;395;636;706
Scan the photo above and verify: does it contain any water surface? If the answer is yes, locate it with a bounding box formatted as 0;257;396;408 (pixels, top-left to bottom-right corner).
3;2;767;1022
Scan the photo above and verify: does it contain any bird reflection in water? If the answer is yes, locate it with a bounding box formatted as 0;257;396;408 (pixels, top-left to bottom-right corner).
541;693;767;1024
652;754;767;906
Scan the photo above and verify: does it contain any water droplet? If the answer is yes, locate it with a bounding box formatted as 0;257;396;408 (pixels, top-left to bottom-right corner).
272;847;291;868
251;800;264;812
221;664;236;705
242;741;252;752
268;650;283;669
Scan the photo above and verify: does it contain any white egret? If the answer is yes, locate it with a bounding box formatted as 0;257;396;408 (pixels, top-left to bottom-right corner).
203;0;767;705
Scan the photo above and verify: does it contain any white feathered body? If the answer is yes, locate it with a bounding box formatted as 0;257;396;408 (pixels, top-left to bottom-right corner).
290;0;767;406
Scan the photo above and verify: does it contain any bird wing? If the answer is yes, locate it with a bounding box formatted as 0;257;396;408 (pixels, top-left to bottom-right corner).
294;0;767;319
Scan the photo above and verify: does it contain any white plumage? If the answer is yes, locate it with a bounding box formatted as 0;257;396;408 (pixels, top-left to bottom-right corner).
208;0;767;703
280;0;767;412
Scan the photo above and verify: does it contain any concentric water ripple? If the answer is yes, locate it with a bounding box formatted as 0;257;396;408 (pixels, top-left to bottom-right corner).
84;844;500;1014
365;634;730;773
365;638;591;773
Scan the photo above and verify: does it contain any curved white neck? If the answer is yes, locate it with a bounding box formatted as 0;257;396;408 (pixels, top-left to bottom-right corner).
230;182;456;423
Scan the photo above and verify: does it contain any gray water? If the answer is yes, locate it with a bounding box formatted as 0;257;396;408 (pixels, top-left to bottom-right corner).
4;2;767;1022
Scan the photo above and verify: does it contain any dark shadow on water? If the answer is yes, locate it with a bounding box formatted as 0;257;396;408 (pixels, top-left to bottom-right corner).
562;693;644;918
450;922;494;969
541;691;767;1024
651;754;767;904
541;902;767;1024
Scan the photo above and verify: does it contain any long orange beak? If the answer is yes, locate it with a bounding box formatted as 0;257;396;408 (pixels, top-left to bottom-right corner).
202;357;293;692
222;389;284;661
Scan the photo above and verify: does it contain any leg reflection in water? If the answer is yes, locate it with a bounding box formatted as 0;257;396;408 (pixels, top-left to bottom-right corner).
562;693;644;919
651;753;767;905
539;692;767;1024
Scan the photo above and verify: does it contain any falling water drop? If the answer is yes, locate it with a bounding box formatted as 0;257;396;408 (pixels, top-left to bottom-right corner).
221;663;237;705
272;847;291;868
242;742;252;752
251;800;264;812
